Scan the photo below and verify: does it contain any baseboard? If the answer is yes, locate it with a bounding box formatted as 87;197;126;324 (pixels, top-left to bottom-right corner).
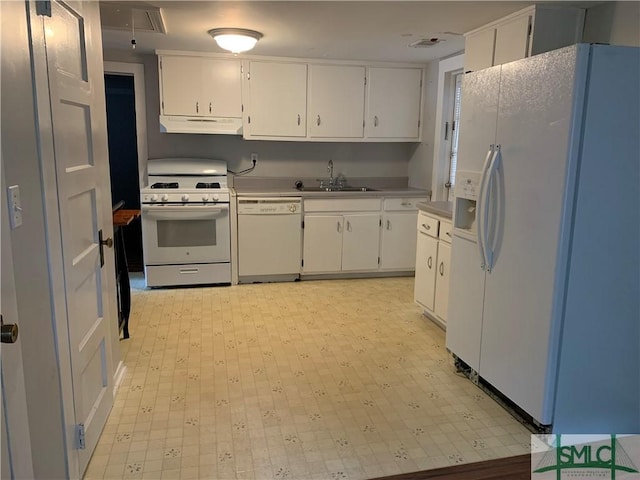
112;361;127;397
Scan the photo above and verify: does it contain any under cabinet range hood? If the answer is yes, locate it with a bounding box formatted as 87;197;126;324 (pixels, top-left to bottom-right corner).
159;115;243;135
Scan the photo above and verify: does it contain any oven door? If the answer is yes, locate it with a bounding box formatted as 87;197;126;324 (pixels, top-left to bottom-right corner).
142;204;230;265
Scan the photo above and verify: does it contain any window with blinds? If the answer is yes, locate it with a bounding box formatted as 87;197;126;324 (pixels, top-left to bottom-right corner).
447;73;463;201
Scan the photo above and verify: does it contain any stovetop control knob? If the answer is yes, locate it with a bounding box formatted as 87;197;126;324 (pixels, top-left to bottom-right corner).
182;194;190;202
212;194;219;202
150;194;158;202
161;194;169;202
202;194;209;202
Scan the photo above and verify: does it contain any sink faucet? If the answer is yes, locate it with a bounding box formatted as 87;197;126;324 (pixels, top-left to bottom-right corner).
327;159;334;185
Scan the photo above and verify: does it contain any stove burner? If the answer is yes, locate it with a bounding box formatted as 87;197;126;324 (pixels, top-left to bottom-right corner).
151;182;179;189
196;182;221;189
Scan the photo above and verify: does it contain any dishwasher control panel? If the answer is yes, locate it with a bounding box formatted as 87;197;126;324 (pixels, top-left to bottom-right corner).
238;198;302;215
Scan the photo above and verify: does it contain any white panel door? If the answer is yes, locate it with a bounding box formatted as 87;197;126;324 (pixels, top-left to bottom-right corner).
37;1;115;474
302;215;343;273
308;64;365;138
248;61;307;137
445;235;485;370
201;58;242;117
434;241;451;323
414;231;438;311
341;214;380;271
366;67;422;139
380;212;418;270
479;48;578;424
160;55;201;116
1;169;34;480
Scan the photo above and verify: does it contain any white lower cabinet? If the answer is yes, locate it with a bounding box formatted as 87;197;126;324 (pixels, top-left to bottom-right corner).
302;213;380;274
414;211;452;328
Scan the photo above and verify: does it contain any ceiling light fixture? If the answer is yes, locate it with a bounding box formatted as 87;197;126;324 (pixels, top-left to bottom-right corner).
208;28;263;54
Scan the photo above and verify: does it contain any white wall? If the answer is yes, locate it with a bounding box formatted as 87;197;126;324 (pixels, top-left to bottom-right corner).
408;59;439;191
0;3;68;477
583;1;640;46
103;50;418;184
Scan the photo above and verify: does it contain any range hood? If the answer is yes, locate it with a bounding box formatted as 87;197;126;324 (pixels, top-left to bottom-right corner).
159;115;243;135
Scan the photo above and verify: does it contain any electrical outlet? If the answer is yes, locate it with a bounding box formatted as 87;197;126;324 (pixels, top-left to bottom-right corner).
250;153;258;163
7;185;23;229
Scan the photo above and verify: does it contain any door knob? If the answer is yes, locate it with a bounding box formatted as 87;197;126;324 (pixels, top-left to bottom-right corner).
0;315;18;344
101;236;113;248
98;229;112;267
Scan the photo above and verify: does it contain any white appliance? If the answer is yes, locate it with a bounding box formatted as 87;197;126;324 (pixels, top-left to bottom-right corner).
140;158;231;287
237;197;302;281
446;44;639;433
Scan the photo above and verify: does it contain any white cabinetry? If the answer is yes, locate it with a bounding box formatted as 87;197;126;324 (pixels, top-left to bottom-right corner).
464;5;585;72
308;65;365;139
380;197;426;270
302;198;381;274
245;61;308;137
159;55;242;117
414;211;452;328
366;67;423;140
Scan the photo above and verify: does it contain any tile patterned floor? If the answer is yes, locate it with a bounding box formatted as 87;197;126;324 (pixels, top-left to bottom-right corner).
84;276;531;480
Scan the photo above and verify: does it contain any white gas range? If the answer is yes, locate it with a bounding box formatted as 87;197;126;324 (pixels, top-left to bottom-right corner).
140;158;231;287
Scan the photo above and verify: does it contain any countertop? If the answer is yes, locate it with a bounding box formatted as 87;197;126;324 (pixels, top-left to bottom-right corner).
233;176;429;199
417;201;453;219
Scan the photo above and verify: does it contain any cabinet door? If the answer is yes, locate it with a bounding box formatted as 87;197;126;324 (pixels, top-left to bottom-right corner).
464;28;497;72
160;56;201;116
342;214;380;271
494;13;532;66
380;212;418;270
366;67;422;139
302;215;343;273
201;58;242;118
308;65;365;138
248;61;307;137
414;231;438;311
434;241;451;323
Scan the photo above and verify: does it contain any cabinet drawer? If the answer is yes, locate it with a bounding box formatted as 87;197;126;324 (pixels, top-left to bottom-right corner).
383;197;427;211
304;198;382;213
439;220;453;244
417;212;439;238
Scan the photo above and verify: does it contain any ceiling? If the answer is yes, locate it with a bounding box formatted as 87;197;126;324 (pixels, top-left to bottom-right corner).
100;1;540;64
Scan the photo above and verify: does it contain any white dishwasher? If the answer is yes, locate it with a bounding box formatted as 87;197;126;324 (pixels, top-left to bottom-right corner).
237;197;302;280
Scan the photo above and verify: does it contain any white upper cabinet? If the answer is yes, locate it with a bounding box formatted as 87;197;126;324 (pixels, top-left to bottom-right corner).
464;5;585;72
159;55;242;117
245;61;307;137
366;67;422;140
308;64;366;139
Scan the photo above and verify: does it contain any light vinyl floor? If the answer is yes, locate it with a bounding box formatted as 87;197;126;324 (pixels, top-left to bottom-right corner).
85;276;531;480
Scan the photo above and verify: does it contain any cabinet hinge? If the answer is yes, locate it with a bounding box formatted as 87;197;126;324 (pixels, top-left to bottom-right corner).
161;100;164;112
378;257;380;265
248;115;251;124
528;23;532;36
452;120;456;131
159;58;162;70
77;424;86;449
364;76;367;86
241;104;244;113
420;78;423;88
379;219;382;227
36;0;51;17
418;119;421;128
301;259;304;267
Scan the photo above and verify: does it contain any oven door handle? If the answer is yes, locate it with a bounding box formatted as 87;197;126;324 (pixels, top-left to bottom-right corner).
142;206;228;221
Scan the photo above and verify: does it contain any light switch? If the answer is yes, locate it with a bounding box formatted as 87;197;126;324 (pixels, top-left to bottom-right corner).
7;185;23;229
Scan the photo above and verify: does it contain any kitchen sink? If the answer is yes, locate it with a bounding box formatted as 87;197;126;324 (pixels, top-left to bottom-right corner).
297;186;378;192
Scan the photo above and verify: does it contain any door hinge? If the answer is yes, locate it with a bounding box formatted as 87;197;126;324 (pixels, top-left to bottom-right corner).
77;424;86;449
36;0;51;17
302;220;305;229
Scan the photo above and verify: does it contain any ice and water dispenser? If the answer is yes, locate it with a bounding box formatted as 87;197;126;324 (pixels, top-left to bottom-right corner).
453;171;480;237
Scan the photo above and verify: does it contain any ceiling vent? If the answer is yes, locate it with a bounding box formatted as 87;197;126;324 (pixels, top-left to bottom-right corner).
409;38;443;48
100;2;166;34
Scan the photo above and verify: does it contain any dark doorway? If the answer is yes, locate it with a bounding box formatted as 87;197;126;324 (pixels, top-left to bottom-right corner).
105;74;143;271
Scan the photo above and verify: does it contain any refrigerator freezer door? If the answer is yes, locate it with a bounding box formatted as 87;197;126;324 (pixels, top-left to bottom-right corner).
446;235;486;370
478;46;581;425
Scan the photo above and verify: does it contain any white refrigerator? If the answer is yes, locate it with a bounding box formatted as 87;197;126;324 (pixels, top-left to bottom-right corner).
446;44;639;433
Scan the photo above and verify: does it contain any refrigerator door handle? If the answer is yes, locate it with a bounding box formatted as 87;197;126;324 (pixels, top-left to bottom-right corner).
477;145;494;270
484;145;502;272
